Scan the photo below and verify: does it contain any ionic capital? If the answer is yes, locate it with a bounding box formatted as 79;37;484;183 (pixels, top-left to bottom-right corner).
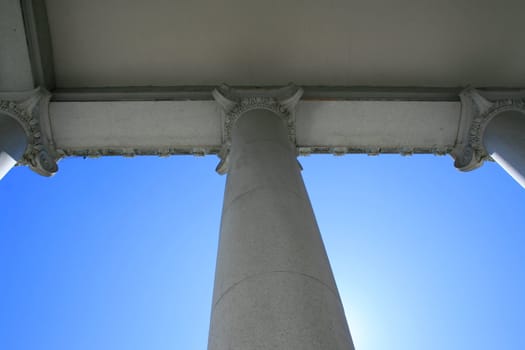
0;88;58;176
212;84;303;174
453;88;525;171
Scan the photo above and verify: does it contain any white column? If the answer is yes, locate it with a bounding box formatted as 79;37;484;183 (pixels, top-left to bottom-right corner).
208;108;354;350
0;113;27;179
483;110;525;188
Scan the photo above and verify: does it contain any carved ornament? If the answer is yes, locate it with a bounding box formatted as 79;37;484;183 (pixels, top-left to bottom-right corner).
213;84;303;174
453;88;525;171
0;88;58;176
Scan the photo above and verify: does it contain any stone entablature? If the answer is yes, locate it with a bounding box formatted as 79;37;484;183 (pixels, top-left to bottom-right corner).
3;85;525;183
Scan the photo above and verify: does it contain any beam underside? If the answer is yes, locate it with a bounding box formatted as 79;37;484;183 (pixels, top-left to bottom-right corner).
49;100;460;157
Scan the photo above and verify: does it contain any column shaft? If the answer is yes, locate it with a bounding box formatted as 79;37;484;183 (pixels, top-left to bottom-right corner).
208;109;354;350
0;113;27;179
483;111;525;188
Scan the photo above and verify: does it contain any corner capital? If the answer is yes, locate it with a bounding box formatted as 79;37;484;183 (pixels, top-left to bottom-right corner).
453;87;525;171
0;87;58;176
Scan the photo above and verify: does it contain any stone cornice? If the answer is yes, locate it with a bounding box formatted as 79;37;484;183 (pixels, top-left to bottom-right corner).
213;84;303;174
453;88;525;171
0;88;58;176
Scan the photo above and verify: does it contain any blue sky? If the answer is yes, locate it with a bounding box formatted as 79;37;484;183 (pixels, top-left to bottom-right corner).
1;154;524;350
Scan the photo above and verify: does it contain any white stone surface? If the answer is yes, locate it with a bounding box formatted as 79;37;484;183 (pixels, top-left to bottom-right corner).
209;109;354;349
484;111;525;188
0;113;28;179
0;152;18;180
49;101;222;154
296;101;460;151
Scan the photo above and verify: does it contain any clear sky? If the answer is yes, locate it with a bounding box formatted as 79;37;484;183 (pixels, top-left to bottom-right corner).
1;153;524;350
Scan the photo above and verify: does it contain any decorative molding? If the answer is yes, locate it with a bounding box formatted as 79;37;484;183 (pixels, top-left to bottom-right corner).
453;87;525;171
55;146;221;159
212;84;303;174
20;0;56;90
0;88;58;176
297;146;450;157
52;145;452;160
51;86;525;102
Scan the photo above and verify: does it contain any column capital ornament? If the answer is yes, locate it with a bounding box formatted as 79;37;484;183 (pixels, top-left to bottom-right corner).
0;88;58;176
212;84;303;174
453;87;525;171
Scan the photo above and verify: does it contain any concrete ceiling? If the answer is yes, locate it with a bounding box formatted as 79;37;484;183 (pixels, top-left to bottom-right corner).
45;0;525;88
